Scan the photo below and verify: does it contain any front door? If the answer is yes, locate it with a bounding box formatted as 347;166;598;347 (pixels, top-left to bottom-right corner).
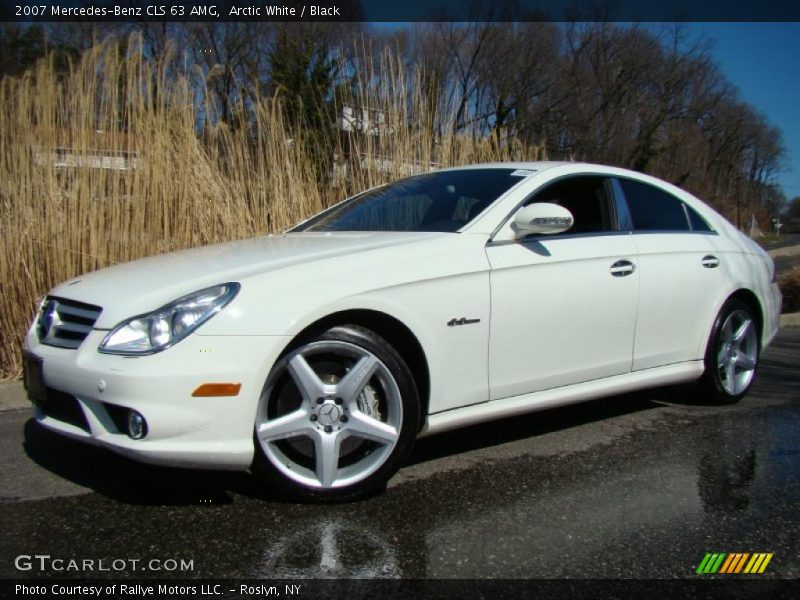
486;175;639;400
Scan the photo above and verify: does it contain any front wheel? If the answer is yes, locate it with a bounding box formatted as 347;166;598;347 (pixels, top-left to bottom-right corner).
697;298;760;404
252;325;420;502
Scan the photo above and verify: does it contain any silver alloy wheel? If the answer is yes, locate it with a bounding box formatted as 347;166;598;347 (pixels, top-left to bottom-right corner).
256;340;403;489
716;309;758;396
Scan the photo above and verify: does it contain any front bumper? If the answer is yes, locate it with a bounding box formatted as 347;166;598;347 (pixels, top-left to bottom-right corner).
24;328;290;470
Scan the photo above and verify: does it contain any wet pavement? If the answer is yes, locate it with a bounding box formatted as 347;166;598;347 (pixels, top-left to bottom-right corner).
1;328;799;580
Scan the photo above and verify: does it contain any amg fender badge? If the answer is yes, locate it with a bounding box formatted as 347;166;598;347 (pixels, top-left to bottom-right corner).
447;317;481;327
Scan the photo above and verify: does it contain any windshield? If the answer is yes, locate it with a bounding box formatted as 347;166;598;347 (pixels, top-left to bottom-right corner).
293;168;523;233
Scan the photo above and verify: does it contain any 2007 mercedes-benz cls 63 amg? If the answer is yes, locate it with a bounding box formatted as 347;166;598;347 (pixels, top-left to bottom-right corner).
23;162;781;501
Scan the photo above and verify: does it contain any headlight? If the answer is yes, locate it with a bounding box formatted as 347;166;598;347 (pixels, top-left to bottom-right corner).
99;283;240;355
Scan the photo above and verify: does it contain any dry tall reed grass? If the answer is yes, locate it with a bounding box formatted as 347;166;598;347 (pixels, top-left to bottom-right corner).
0;35;544;379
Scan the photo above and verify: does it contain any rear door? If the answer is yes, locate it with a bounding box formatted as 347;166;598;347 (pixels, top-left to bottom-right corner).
614;177;724;370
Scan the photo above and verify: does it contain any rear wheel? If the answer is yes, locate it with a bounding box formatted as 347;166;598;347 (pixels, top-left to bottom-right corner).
252;325;420;502
697;298;760;404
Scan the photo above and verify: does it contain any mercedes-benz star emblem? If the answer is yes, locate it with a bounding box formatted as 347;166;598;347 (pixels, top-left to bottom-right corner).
317;403;341;427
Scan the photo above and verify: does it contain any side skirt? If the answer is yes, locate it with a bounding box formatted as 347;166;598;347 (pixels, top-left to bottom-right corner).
418;361;704;438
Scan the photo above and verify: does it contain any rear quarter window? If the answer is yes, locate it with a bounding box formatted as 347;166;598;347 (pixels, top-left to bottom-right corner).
618;179;690;231
685;204;713;232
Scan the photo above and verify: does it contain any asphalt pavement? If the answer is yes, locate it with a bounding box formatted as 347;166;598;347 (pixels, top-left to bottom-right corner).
763;233;800;251
1;328;799;580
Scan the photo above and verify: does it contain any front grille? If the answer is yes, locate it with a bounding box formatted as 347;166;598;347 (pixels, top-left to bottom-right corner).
37;296;103;349
39;388;91;433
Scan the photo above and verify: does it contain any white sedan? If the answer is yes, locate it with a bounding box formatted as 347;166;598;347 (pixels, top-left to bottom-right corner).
23;162;781;501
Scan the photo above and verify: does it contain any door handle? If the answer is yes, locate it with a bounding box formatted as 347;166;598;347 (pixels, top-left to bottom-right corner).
701;255;719;269
610;259;636;277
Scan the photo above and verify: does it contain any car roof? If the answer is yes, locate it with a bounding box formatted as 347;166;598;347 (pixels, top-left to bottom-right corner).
439;161;574;173
437;161;675;187
443;161;730;236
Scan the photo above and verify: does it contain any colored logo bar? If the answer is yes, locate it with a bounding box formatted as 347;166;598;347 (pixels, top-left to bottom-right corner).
696;553;773;574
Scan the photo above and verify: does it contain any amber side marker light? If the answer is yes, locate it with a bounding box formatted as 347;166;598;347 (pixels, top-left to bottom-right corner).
192;383;242;397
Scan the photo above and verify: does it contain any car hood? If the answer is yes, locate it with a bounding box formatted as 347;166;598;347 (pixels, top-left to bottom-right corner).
49;232;444;329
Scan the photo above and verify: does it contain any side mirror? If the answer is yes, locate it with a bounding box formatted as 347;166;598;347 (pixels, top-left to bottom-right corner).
512;203;574;236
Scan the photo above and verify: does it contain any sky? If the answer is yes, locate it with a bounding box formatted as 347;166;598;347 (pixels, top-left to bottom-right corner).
692;23;800;204
374;21;800;207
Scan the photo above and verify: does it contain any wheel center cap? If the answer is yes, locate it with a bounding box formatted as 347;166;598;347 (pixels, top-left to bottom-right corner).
317;403;341;427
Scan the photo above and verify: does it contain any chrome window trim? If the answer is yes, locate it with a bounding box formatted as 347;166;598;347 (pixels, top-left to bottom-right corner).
631;229;719;236
681;202;693;231
486;230;634;248
609;177;634;231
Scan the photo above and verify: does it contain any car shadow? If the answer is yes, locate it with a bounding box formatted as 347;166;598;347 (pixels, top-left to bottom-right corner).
21;332;796;507
21;419;271;506
21;389;668;507
408;389;667;466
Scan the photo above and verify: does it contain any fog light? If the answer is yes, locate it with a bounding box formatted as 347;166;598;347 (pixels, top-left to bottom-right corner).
127;410;147;439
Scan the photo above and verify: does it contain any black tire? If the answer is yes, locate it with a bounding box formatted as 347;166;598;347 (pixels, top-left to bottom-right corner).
696;298;760;405
252;324;420;502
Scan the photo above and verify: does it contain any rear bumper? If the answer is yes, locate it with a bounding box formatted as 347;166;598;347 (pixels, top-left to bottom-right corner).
763;282;782;349
24;328;290;470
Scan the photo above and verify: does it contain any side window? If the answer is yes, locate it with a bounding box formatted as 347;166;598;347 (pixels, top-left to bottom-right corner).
685;204;713;232
525;175;614;234
617;179;690;231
